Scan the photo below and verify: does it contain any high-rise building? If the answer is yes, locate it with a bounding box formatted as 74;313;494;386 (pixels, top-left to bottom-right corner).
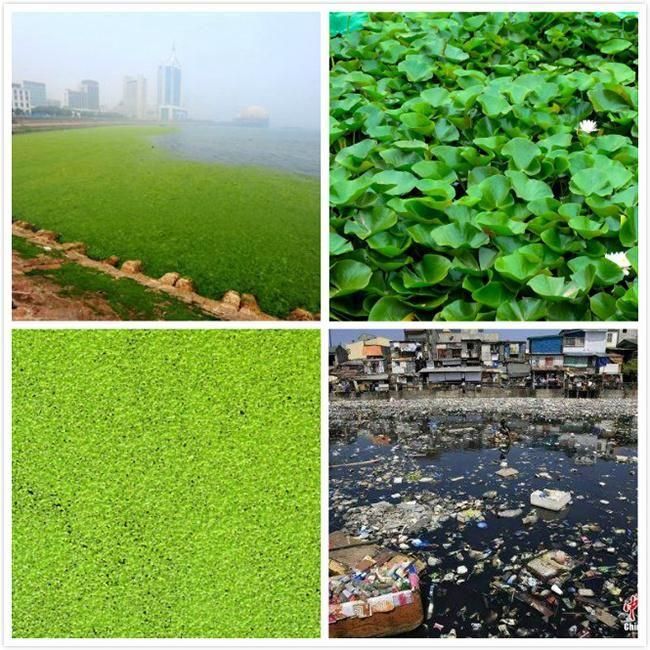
12;83;31;114
123;75;147;120
157;47;186;121
22;81;46;108
64;88;85;109
80;80;99;110
64;80;100;111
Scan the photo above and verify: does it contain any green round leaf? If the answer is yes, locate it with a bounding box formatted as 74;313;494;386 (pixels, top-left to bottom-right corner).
398;55;434;82
431;223;490;249
368;297;416;321
568;215;609;239
401;254;452;288
501;137;541;173
496;297;547;321
476;211;526;236
601;39;632;55
366;230;412;257
471;281;514;308
371;170;418;196
590;292;618;320
330;232;354;256
494;250;542;282
438;300;480;321
527;275;581;301
330;260;373;297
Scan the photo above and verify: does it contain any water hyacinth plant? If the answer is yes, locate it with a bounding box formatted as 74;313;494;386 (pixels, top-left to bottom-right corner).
329;12;638;321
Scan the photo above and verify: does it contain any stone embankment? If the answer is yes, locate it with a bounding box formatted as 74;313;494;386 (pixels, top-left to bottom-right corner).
12;220;319;322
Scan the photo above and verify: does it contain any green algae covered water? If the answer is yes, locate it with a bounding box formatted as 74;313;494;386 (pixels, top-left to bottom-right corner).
12;126;320;317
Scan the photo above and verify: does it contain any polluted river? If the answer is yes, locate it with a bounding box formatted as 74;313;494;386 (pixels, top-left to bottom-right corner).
329;397;637;639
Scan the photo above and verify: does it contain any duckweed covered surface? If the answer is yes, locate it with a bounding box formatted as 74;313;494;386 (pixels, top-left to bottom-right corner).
330;12;638;321
12;330;320;638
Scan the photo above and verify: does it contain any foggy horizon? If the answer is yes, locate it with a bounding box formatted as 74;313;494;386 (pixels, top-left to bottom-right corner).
12;12;320;128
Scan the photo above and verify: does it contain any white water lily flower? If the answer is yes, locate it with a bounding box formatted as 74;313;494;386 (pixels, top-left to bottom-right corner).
605;251;631;275
579;119;598;134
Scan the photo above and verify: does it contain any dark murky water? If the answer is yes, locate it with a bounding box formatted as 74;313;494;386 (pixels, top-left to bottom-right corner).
153;125;319;177
330;407;637;639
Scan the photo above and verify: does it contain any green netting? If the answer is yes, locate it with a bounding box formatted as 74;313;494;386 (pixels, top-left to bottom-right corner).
330;12;369;36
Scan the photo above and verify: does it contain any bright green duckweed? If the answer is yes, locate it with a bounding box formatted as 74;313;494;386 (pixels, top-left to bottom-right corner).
12;330;320;638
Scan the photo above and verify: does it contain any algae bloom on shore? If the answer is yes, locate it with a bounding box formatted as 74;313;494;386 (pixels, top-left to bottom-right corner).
12;125;320;318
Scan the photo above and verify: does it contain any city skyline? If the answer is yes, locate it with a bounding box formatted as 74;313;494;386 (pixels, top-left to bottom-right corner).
12;12;320;128
15;50;179;119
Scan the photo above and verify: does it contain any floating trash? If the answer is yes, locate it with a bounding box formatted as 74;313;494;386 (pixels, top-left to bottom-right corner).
530;488;572;511
330;396;637;639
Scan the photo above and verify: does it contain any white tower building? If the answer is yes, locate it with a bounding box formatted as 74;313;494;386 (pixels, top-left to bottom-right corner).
123;75;148;120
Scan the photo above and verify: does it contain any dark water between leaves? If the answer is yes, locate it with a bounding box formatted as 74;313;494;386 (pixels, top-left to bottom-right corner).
153;124;320;177
330;410;637;639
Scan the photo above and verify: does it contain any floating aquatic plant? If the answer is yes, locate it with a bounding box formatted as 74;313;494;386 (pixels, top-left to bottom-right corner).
330;12;638;321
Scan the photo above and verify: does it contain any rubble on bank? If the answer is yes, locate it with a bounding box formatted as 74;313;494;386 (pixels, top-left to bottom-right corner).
331;397;636;430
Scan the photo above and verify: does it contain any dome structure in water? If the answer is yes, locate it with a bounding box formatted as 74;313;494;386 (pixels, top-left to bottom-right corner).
233;105;270;127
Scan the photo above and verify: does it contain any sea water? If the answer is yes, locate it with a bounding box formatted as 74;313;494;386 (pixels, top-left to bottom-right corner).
153;124;319;177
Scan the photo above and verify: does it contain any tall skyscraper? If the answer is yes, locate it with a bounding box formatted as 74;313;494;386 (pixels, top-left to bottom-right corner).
157;46;186;121
64;88;85;109
123;75;147;120
22;81;46;108
80;80;99;110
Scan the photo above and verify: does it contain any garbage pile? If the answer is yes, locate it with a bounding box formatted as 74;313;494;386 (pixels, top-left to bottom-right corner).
331;398;637;443
329;558;420;622
343;497;459;541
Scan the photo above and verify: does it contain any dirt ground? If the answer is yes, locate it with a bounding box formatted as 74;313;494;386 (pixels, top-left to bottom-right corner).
12;251;120;320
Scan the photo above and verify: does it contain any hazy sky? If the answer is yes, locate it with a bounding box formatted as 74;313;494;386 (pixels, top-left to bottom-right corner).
329;329;558;347
12;12;320;127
